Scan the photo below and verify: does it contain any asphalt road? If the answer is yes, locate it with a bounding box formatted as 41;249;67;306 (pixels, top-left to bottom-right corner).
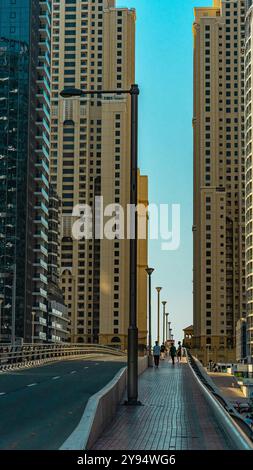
0;357;126;450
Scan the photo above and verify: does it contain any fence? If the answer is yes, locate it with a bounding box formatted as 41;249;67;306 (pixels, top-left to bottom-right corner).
0;343;126;371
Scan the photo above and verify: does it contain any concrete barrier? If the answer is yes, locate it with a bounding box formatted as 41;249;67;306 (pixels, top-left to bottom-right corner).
61;355;148;450
188;354;253;450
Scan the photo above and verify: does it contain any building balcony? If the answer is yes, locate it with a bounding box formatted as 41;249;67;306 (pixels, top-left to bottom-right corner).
32;288;47;299
34;201;49;216
36;89;50;108
39;23;50;41
36;75;50;96
38;37;50;53
39;0;51;14
34;230;48;243
39;9;50;27
36;100;50;121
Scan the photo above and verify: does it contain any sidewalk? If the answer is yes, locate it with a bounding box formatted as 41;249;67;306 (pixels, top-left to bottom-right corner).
93;358;235;450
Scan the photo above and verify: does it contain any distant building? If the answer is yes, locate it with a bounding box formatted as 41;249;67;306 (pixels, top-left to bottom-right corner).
47;187;68;343
50;0;147;349
193;0;246;365
183;325;194;349
47;282;68;344
245;0;253;363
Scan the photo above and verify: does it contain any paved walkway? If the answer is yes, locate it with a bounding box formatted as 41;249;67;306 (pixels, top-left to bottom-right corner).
93;359;235;450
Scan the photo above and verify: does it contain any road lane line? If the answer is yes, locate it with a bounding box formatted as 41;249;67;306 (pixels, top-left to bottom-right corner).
27;383;37;387
84;367;89;369
70;370;76;374
52;376;60;380
0;392;6;396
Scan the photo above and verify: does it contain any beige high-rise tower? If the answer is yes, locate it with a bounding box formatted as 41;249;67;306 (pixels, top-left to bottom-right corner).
50;0;147;348
193;0;246;364
245;0;253;362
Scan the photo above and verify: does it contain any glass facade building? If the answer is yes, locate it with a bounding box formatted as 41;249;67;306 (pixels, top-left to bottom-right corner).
0;0;51;342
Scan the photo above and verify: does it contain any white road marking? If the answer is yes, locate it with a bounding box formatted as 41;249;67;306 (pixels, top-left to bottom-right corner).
70;371;76;374
0;392;6;396
52;376;60;380
84;367;89;369
27;383;37;387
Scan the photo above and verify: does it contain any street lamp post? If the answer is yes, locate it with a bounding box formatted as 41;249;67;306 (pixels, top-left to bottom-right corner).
60;84;140;405
168;322;171;340
162;301;167;344
145;267;154;357
155;287;162;343
165;312;169;341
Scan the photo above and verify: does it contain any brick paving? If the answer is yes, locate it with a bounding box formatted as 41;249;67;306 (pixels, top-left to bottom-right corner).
93;359;235;450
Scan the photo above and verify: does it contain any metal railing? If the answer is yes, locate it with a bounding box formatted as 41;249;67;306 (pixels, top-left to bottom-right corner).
0;343;126;371
187;350;253;450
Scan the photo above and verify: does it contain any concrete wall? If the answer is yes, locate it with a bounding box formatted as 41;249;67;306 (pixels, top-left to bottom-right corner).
61;355;148;450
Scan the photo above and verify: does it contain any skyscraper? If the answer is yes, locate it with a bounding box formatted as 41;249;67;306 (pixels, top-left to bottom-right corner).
245;0;253;362
0;0;51;342
50;0;147;348
193;0;246;364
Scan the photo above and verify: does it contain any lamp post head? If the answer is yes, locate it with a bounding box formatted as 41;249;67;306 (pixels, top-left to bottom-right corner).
60;87;83;98
156;287;162;293
162;301;167;307
165;312;169;318
145;267;154;276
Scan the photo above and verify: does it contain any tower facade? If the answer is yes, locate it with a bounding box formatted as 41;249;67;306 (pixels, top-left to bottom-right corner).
245;0;253;361
0;0;51;342
50;0;144;348
193;0;246;364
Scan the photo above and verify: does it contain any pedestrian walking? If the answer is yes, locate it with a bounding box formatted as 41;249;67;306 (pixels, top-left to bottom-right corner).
170;342;177;365
153;341;161;368
160;342;166;360
177;341;182;363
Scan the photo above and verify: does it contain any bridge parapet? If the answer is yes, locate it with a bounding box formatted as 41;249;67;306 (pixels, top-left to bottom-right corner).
0;343;126;372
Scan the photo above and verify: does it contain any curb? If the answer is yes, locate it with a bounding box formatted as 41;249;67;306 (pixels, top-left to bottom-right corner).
188;354;253;450
60;356;148;450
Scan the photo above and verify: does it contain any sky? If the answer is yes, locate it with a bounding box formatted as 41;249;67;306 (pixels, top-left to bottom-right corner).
117;0;210;344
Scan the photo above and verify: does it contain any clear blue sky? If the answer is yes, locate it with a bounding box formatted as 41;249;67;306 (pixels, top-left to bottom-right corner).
117;0;210;343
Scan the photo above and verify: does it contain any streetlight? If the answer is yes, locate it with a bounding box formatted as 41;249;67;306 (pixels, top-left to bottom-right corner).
168;322;171;340
162;301;167;344
155;287;162;343
31;311;36;345
60;84;140;405
165;312;169;341
145;267;154;365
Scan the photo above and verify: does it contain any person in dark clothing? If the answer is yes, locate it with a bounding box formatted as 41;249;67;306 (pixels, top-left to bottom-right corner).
177;341;182;363
170;343;177;365
160;342;166;360
153;341;161;368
